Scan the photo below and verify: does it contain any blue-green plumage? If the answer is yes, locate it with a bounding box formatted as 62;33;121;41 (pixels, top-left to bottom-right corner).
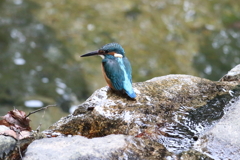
81;43;136;98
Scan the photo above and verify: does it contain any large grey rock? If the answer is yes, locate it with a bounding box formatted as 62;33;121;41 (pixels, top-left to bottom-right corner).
220;64;240;82
23;135;128;160
22;64;240;160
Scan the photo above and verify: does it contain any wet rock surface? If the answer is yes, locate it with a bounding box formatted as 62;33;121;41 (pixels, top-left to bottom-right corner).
52;75;237;141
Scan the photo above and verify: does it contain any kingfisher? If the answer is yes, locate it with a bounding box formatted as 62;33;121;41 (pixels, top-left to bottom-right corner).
81;43;136;99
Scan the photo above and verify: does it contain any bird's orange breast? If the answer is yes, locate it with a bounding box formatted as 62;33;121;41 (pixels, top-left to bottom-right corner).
101;64;115;90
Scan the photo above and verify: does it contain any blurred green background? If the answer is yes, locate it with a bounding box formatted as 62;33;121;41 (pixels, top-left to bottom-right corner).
0;0;240;130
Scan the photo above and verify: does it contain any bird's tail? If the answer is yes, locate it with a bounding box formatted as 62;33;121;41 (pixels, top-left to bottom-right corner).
125;89;136;99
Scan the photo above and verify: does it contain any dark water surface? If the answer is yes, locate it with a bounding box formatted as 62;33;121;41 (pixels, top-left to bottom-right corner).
0;0;239;128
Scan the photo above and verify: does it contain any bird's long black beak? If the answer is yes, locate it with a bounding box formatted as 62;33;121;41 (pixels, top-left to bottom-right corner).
80;50;99;57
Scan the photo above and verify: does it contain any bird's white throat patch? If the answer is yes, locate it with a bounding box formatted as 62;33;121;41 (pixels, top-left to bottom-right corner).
114;53;123;58
99;55;105;59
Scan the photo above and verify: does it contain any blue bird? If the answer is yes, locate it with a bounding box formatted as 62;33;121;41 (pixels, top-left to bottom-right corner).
81;43;136;98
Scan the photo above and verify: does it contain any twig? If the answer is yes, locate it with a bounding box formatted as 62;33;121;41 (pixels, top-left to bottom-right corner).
17;140;23;160
25;104;56;118
36;107;47;132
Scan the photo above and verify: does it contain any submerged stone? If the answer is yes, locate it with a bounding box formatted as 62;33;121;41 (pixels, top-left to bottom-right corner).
195;97;240;159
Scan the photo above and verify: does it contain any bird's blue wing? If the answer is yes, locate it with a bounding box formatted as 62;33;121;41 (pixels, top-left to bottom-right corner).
123;57;132;83
102;58;124;91
122;57;136;98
